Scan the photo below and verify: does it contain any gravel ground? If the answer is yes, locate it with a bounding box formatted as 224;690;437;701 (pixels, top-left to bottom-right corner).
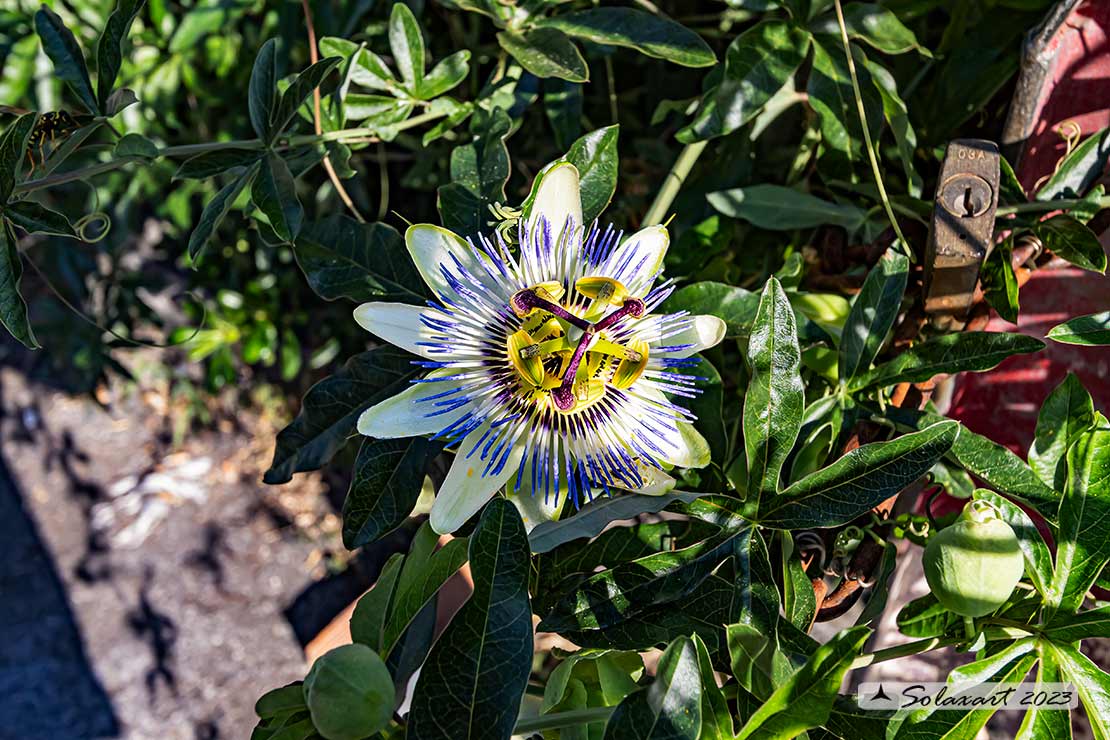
0;364;350;740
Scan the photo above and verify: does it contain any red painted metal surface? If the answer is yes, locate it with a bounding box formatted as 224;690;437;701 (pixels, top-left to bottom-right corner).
948;0;1110;457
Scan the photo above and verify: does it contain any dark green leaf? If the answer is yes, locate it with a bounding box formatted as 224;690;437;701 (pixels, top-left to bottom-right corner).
806;39;883;162
528;491;704;554
865;61;921;196
293;216;423;303
757;421;958;528
419;50;470;99
4;201;77;237
1045;602;1110;642
728;622;795;701
34;7;98;114
272;57;341;136
174;148;263;180
248;39;280;139
999;156;1027;205
881;406;1061;522
564;125;619;224
745;277;803;499
602;636;701;740
342;437;441;549
496;28;588;83
1037;127;1110;201
95;0;146;110
251;151;302;242
186;166;253;264
318;36;396;92
692;634;733;740
849;332;1045;392
734;626;870;739
437;108;511;236
0;113;37;202
540;8;715;68
1048;427;1110;613
539;525;748;632
407;498;532;740
1048;311;1110;346
349;553;403;652
708;185;867;231
839;248;909;381
896;594;960;638
1047;641;1110;740
661;282;760;339
1033;215;1107;274
255;683;306;719
678;21;810;142
0;221;36;349
972;489;1053;597
389;3;424;92
1030;373;1095;491
264;347;417;484
810;3;927;55
980;240;1020;324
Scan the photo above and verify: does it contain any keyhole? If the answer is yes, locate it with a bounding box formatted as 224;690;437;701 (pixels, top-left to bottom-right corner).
960;186;983;217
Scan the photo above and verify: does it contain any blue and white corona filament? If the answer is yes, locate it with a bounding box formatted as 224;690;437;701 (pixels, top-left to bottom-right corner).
354;162;726;533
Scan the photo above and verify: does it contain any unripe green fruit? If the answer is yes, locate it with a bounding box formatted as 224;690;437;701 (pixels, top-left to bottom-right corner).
303;644;395;740
922;501;1024;618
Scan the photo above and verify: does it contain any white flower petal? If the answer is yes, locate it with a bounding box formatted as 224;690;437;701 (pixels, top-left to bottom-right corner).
357;376;472;439
429;425;525;534
353;302;441;358
507;482;562;533
525;161;582;242
405;224;472;297
623;464;676;495
637;387;711;469
598;225;669;296
655;315;726;358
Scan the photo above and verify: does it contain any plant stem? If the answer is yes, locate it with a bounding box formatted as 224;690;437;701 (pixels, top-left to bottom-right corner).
512;706;615;734
13;113;446;196
831;0;909;252
996;194;1110;216
643;140;707;226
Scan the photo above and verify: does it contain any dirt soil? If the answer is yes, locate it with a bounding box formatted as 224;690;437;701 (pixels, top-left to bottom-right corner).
0;362;352;740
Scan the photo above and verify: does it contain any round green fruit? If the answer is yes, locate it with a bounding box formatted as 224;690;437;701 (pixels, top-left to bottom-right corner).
922;501;1025;618
303;644;395;740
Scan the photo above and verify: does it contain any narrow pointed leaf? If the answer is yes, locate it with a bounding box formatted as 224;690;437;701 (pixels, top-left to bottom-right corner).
708;185;867;231
839;248;909;380
745;277;804;499
1048;427;1110;613
602;636;702;740
174;148;263;180
497;28;588;83
849;332;1044;392
1015;643;1072;740
757;421;958;528
5;201;77;237
1047;311;1110;346
1037;127;1110;201
1044;642;1110;740
187;165;253;264
272;57;342;136
35;8;98;114
540;8;715;68
293;216;423;303
388;2;424;91
810;3;928;55
264;347;417;484
407;499;533;740
1044;602;1110;642
248;39;280;139
565;125;619;224
0;221;37;349
806;39;883;160
251;151;302;242
1030;373;1095;490
1033;215;1107;274
95;0;146;110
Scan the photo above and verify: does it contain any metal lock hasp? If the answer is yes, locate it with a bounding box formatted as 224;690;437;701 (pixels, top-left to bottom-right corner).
924;139;1000;320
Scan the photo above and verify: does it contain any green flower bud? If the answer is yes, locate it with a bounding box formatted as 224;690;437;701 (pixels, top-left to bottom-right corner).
303;644;395;740
922;500;1025;618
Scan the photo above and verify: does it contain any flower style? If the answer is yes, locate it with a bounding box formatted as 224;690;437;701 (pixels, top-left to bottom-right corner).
354;162;726;533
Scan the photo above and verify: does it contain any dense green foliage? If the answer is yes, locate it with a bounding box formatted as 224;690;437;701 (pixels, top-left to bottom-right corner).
6;0;1110;737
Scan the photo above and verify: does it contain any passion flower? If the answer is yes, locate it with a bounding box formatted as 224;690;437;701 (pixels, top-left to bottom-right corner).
353;161;726;533
922;500;1024;618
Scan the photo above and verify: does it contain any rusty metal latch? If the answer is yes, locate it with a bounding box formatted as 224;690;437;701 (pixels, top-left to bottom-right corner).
924;139;1000;320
